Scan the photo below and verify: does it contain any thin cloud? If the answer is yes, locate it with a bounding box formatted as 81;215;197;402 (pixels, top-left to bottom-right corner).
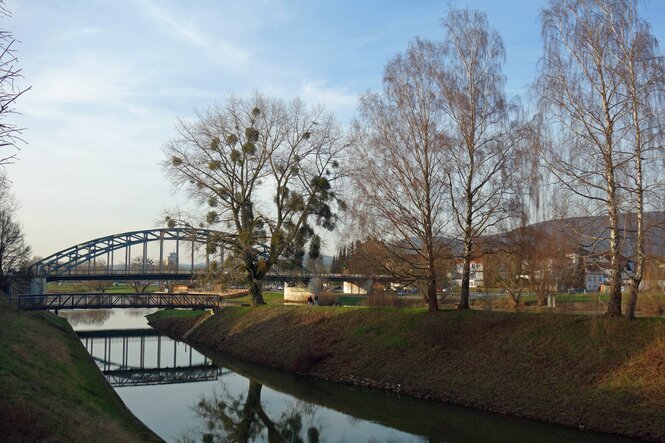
134;0;250;64
298;80;358;120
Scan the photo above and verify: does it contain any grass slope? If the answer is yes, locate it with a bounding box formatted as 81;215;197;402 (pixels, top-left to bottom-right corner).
0;298;162;443
150;306;665;442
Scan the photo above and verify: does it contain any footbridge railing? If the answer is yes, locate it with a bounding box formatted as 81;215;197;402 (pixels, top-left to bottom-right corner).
18;292;226;311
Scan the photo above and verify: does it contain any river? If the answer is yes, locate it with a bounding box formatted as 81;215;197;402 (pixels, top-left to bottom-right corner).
62;309;637;443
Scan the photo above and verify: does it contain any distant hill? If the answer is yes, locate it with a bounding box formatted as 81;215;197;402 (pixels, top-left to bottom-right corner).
526;211;665;257
437;212;665;258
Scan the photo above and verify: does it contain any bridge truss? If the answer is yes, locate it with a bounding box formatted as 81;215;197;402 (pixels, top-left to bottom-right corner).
28;228;228;281
18;292;227;311
79;329;228;387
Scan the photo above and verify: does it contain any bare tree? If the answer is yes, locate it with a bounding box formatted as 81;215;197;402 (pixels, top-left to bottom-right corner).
0;189;30;293
437;8;519;310
538;0;633;317
84;259;112;292
128;257;155;293
0;2;29;170
606;0;665;320
352;39;449;312
163;93;347;305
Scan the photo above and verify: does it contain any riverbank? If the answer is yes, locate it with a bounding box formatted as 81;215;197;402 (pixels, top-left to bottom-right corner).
149;305;665;442
0;298;162;442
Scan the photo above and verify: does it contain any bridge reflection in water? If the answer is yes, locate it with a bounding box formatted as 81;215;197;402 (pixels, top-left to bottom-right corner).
77;328;227;388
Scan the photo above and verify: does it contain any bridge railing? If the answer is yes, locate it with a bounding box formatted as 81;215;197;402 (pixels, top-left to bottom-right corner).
18;292;226;311
36;268;196;276
104;366;228;388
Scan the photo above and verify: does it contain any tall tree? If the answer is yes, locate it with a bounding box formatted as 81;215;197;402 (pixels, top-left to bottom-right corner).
437;9;518;310
538;0;632;317
0;188;30;293
0;1;29;170
352;39;449;312
606;0;665;320
163;93;347;305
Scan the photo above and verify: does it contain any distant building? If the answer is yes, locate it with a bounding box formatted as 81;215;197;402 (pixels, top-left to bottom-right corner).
454;260;484;288
574;250;634;292
168;252;178;271
584;270;608;292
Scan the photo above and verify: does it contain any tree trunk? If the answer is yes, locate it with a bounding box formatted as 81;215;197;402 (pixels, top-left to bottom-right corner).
606;180;623;318
427;272;439;312
459;246;471;310
626;73;645;321
627;168;644;320
627;282;640;320
249;277;265;306
236;380;263;441
424;219;439;313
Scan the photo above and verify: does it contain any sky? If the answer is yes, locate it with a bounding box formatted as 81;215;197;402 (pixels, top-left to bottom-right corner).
5;0;665;258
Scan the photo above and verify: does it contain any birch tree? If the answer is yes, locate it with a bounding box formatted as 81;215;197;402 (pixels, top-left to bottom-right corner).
607;0;665;320
437;9;518;310
538;0;631;317
163;93;347;305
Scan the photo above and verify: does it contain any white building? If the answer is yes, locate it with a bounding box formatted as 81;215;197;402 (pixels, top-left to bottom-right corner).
584;270;608;292
455;260;484;288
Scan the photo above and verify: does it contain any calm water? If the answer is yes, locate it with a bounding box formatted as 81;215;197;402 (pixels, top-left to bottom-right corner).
63;309;639;443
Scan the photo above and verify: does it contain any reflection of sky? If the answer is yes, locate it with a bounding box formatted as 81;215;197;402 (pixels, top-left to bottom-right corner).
117;371;420;443
258;385;421;443
84;335;209;370
117;377;225;442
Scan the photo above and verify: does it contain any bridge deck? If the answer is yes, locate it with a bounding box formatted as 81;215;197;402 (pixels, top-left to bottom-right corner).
77;328;162;339
103;365;227;388
18;293;225;311
39;271;389;282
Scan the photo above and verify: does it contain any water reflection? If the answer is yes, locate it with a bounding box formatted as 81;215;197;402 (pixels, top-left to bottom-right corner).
190;351;635;443
61;309;112;326
67;311;637;443
184;381;322;443
62;308;156;330
78;329;225;388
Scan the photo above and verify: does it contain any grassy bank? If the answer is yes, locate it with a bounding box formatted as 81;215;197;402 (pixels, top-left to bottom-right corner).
150;306;665;442
0;298;162;443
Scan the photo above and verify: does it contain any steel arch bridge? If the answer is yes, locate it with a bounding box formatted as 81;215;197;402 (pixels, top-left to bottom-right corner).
28;228;226;281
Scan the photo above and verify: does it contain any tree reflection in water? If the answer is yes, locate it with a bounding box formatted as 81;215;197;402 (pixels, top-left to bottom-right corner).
182;380;322;443
61;309;112;327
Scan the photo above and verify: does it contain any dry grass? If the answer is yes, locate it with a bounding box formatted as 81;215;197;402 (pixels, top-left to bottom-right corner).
634;292;665;316
316;291;340;306
603;323;665;408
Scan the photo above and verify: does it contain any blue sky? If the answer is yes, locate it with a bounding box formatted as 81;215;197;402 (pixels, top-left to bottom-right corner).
6;0;665;257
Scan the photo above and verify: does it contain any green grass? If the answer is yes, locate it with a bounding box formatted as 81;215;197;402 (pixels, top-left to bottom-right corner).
0;297;161;442
231;291;284;304
146;308;207;322
338;295;366;306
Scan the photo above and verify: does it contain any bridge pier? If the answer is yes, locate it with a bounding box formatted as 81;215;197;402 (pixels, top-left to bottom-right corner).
29;277;46;295
343;280;373;295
